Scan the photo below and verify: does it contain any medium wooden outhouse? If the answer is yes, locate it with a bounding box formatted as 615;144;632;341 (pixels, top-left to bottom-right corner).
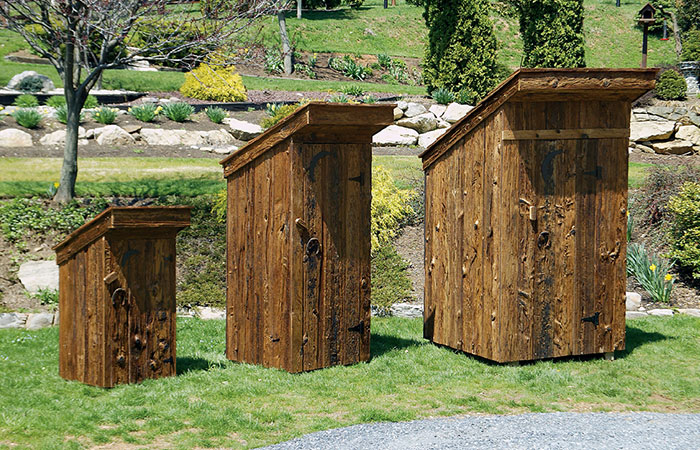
54;206;191;387
420;68;656;363
220;102;394;372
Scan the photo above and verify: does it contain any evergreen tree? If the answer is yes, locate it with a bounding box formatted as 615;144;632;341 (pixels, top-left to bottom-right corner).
512;0;586;68
422;0;500;102
678;0;700;33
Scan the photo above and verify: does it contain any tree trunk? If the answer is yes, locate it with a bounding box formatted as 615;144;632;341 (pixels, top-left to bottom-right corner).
297;0;302;19
671;12;682;58
54;96;81;203
278;11;293;74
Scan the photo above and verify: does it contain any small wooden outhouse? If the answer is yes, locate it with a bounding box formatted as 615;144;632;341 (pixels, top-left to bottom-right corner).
420;68;656;363
54;206;191;387
220;102;394;372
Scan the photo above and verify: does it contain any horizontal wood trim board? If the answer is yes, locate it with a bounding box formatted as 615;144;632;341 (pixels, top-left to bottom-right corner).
502;129;629;140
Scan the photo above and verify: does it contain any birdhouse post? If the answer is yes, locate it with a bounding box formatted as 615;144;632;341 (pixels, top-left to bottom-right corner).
638;3;657;68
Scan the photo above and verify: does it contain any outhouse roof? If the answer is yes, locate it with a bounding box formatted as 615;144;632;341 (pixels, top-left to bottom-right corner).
220;102;394;177
54;206;191;264
419;68;657;169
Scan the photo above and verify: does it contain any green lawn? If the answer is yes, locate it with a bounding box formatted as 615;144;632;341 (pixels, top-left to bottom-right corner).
0;316;698;449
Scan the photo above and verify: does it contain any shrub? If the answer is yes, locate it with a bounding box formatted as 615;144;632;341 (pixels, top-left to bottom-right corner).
371;244;412;315
92;107;118;125
128;104;161;122
180;64;247;102
261;102;302;129
83;95;99;109
162;102;195;122
342;85;365;96
678;0;700;33
627;243;674;303
655;69;687;100
13;94;39;108
16;76;45;93
205;107;228;124
12;108;42;129
431;87;455;105
371;166;415;254
667;182;700;279
45;96;66;108
422;0;500;102
681;29;700;61
456;87;477;105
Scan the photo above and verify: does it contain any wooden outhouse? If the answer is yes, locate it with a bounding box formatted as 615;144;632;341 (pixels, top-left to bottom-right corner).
220;102;394;372
420;68;656;363
54;206;191;387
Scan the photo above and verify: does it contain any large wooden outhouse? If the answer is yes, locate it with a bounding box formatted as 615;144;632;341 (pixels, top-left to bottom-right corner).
420;68;657;363
220;102;394;372
54;206;191;387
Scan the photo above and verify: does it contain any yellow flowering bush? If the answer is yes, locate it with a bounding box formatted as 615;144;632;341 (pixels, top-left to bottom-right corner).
180;64;247;102
371;166;415;254
668;181;700;279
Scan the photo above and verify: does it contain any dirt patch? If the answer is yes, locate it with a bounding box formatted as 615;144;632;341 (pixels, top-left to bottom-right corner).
394;223;425;304
629;152;700;166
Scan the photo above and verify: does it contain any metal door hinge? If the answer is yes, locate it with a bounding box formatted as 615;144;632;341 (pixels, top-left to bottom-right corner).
582;312;600;327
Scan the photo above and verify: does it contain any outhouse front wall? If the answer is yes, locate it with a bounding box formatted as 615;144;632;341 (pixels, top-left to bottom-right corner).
424;99;630;363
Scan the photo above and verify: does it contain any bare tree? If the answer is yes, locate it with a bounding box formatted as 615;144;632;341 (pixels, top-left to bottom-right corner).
0;0;276;203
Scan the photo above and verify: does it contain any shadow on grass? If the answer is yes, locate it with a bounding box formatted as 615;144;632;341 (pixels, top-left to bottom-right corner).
284;8;363;21
177;357;226;375
370;331;423;358
616;324;671;358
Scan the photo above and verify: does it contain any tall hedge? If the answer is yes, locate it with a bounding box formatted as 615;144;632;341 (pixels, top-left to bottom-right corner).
678;0;700;33
513;0;586;68
422;0;500;102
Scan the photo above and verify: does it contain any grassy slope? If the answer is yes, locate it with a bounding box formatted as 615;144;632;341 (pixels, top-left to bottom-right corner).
0;0;678;95
0;316;698;448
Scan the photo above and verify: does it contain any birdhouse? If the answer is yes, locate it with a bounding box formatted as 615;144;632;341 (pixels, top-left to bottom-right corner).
54;206;191;387
638;3;656;25
420;68;657;363
220;102;394;373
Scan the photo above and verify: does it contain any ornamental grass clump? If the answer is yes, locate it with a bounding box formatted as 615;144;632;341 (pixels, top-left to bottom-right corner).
92;107;118;125
128;104;161;122
12;108;42;129
627;242;674;303
205;107;227;124
431;87;455;105
54;105;85;124
162;102;195;122
13;94;39;107
45;96;66;108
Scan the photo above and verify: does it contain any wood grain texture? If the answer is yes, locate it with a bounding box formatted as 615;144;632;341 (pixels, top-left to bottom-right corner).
57;208;188;387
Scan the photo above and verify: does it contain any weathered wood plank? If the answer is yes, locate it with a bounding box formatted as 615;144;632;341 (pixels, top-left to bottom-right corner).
502;128;629;141
289;140;305;373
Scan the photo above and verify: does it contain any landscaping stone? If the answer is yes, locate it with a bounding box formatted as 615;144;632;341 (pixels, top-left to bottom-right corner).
39;127;87;146
436;118;450;129
201;129;235;146
631;108;650;122
53;309;59;326
390;302;423;318
651;140;694;155
121;124;142;134
196;307;225;320
18;260;58;294
625;292;642;311
6;70;55;92
635;143;655;153
429;104;447;118
442;102;474;124
372;125;419;146
397;112;438;134
0;313;27;329
213;146;237;155
223;118;262;141
397;101;408;111
403;102;427;118
26;313;55;330
140;128;182;146
679;309;700;317
0;128;33;147
675;125;700;146
626;311;648;320
647;309;674;317
95;125;135;146
393;107;404;120
629;120;675;142
418;128;449;148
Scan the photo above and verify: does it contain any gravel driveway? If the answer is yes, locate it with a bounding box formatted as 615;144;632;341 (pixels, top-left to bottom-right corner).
262;412;700;450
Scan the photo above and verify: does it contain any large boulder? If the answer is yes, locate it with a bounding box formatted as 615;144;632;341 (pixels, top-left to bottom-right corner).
140;128;183;146
442;103;474;124
397;113;438;134
26;313;55;330
403;103;427;118
18;260;58;294
418;128;448;148
629;121;676;142
95;125;135;146
0;313;27;329
676;125;700;146
7;70;55;92
651;140;695;155
223;118;263;141
0;128;33;147
39;127;87;146
201;130;235;146
372;125;419;146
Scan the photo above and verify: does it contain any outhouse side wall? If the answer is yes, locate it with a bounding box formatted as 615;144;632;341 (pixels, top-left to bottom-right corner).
226;140;292;371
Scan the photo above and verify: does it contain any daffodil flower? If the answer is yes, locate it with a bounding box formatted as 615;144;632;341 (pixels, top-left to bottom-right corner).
650;264;657;272
665;274;673;282
53;182;59;188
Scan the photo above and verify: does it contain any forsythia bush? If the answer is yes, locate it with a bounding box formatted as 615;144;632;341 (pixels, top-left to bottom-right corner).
371;166;415;254
668;182;700;278
180;64;247;102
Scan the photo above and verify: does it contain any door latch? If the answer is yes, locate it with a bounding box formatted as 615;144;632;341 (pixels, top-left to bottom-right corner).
306;237;321;257
348;321;365;334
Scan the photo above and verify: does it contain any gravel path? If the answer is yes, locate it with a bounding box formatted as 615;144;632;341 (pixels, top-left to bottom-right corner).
261;412;700;450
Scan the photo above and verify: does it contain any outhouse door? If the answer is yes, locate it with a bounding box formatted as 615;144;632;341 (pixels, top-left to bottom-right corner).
293;143;372;371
